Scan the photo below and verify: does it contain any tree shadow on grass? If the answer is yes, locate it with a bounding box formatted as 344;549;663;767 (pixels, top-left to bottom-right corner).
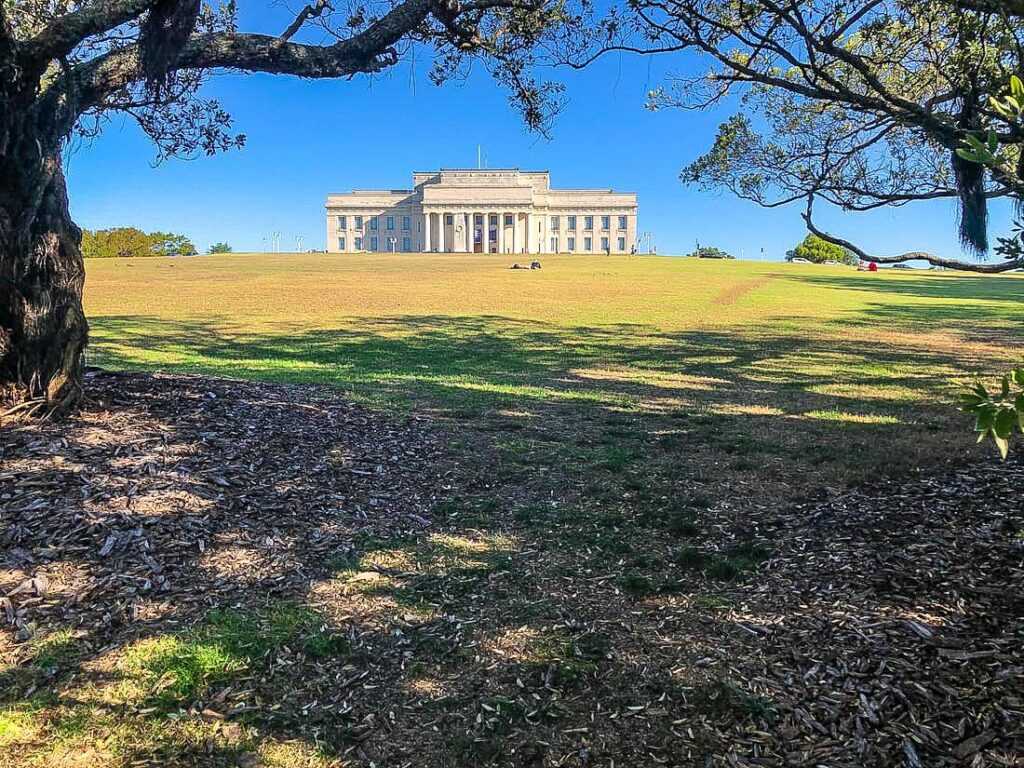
87;311;999;491
785;272;1024;342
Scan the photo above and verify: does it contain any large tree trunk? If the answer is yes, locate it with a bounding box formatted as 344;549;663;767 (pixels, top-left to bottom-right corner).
0;120;89;417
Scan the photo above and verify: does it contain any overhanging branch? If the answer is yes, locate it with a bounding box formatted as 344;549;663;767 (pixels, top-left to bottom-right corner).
68;0;437;114
802;195;1024;273
23;0;162;64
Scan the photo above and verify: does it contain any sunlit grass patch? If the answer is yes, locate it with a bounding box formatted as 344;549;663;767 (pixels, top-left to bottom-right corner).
121;634;246;707
259;739;339;767
0;703;41;747
120;603;345;709
803;409;901;425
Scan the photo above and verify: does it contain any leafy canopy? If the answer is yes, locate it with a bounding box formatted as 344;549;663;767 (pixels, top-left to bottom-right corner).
81;228;196;258
787;235;857;266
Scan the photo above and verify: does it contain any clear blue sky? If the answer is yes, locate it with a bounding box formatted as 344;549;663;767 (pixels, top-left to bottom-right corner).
65;6;1013;260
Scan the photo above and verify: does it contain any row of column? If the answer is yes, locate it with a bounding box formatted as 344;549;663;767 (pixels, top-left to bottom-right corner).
423;210;529;254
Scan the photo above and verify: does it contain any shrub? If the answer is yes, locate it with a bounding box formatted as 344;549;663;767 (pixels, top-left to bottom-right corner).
786;234;857;265
687;246;735;260
959;368;1024;458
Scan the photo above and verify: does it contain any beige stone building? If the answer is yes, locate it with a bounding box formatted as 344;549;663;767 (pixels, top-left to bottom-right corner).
325;169;637;255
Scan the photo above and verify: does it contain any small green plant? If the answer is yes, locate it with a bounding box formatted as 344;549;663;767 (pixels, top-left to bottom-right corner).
304;632;351;658
959;368;1024;458
666;512;700;538
619;572;654;595
674;546;710;570
31;629;79;671
690;679;774;721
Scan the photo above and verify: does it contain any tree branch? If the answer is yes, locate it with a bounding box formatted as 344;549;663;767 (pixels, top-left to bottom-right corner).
278;0;332;43
69;0;437;112
802;195;1024;273
23;0;162;64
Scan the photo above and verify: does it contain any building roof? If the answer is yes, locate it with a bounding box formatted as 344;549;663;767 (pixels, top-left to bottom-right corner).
412;168;548;173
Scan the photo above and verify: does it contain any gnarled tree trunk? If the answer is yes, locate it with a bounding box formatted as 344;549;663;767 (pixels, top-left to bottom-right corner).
0;110;89;417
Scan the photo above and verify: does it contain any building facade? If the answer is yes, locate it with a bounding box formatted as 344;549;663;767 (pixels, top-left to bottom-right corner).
325;169;637;255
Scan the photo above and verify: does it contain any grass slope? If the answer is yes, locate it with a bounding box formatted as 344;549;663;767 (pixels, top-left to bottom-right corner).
84;252;1023;488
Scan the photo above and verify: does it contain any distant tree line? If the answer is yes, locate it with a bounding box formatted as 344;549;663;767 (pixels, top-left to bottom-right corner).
687;246;735;260
81;228;197;259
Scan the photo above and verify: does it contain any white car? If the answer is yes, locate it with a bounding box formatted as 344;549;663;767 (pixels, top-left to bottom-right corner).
789;257;812;264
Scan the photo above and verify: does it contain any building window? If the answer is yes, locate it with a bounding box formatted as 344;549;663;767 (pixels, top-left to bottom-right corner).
618;237;626;251
618;215;627;230
355;236;363;250
474;214;484;225
403;237;411;251
369;217;378;231
489;214;499;225
550;236;558;252
338;237;345;250
504;214;514;226
386;216;395;230
403;216;410;230
354;215;363;229
567;237;576;251
601;236;609;252
445;214;454;225
567;215;576;230
550;216;559;230
584;237;592;251
371;236;379;250
584;215;593;230
337;215;347;230
601;215;610;230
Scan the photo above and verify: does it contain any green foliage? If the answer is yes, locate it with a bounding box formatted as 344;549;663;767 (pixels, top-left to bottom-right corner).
81;227;196;258
957;75;1024;264
959;369;1024;458
787;234;857;265
687;246;735;260
207;241;233;254
955;75;1024;455
151;232;198;257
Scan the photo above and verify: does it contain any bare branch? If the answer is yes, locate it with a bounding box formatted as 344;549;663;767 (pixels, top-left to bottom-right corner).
802;195;1024;273
278;0;332;43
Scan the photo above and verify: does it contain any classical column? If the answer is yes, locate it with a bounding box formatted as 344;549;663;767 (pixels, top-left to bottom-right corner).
439;211;446;253
482;212;490;254
423;211;431;252
464;212;472;252
512;213;519;254
497;212;505;253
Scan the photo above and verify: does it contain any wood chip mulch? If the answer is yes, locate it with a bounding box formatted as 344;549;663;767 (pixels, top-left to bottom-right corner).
1;369;451;648
2;369;1023;767
700;461;1024;766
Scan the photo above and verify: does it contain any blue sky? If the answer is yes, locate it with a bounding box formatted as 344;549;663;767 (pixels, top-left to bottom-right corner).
65;10;1014;260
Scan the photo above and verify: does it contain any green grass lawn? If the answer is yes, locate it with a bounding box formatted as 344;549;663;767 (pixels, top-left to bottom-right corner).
84;252;1023;494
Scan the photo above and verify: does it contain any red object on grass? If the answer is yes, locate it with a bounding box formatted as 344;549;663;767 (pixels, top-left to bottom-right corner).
868;262;878;272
